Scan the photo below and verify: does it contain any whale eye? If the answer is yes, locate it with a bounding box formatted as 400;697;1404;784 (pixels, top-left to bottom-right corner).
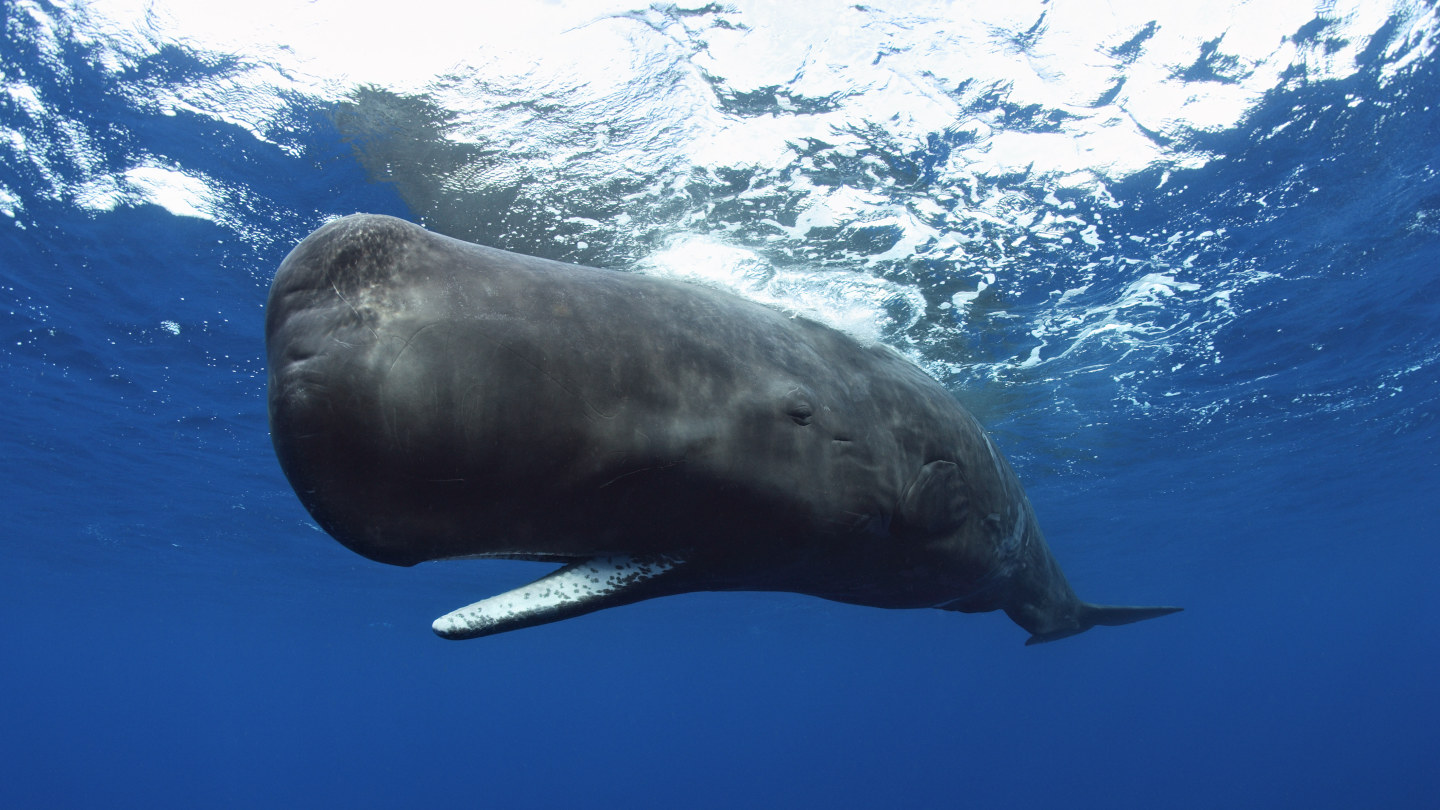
779;383;817;426
786;402;814;426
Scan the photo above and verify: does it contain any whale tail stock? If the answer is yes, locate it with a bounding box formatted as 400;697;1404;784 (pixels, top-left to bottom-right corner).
1022;602;1184;646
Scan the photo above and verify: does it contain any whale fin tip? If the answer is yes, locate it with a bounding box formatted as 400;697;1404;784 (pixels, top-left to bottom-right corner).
1023;603;1183;646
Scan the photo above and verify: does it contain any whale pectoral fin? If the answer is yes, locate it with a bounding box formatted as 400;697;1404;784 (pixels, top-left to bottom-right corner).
898;460;969;535
1023;603;1185;646
432;554;686;640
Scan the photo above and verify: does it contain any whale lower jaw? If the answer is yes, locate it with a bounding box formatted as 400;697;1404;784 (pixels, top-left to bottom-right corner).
432;554;685;640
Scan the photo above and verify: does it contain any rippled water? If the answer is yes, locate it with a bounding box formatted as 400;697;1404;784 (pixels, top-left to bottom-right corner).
12;2;1437;422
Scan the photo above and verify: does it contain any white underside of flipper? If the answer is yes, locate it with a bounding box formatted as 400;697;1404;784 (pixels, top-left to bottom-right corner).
432;554;682;640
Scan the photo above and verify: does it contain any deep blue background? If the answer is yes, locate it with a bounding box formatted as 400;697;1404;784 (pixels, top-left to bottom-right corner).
2;3;1437;808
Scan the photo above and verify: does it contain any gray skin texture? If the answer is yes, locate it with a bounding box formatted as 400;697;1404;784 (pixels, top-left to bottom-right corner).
266;214;1180;643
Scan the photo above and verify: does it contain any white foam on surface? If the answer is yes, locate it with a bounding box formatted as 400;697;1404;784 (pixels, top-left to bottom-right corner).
53;0;1433;199
71;164;221;219
635;234;927;344
13;0;1438;413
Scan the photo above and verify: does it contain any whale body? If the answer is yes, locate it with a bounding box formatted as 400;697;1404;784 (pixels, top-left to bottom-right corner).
265;214;1180;643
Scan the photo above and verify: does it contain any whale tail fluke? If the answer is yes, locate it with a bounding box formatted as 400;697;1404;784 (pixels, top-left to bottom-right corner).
1023;603;1183;646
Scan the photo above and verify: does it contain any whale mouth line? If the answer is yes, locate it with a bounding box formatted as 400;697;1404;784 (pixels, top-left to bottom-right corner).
431;553;687;640
432;551;600;563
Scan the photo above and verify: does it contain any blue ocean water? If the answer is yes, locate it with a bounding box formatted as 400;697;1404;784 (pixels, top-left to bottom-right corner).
3;2;1438;808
